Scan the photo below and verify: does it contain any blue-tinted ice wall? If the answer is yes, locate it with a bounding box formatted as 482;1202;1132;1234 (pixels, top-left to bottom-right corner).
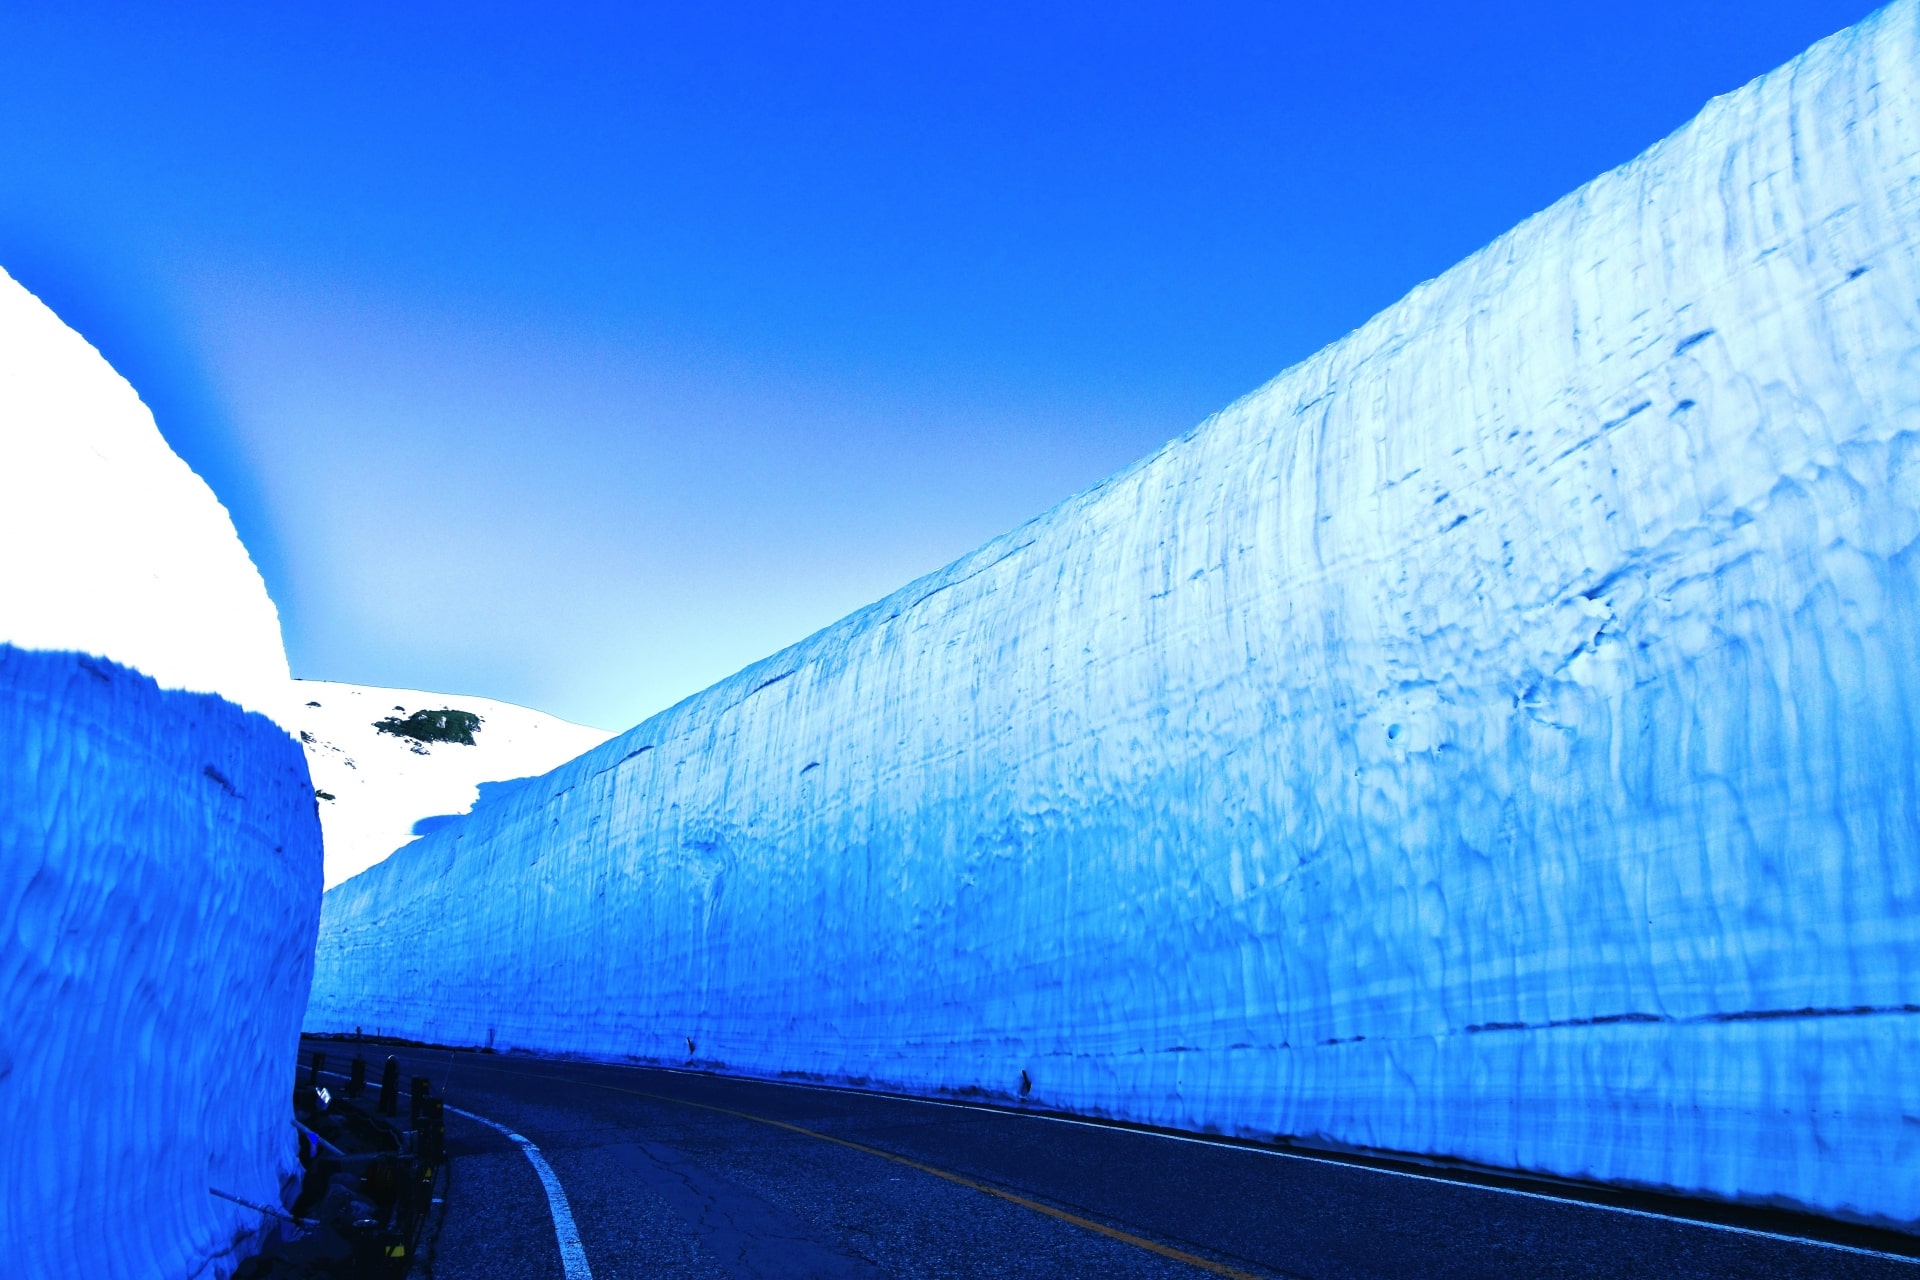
0;647;323;1278
310;1;1920;1227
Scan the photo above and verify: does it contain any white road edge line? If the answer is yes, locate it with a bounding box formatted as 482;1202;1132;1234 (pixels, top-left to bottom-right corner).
447;1104;594;1280
583;1062;1920;1267
310;1064;593;1279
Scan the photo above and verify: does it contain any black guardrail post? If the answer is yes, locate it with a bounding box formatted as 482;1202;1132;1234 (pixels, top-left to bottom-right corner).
417;1096;444;1165
307;1050;325;1086
348;1054;366;1097
379;1055;400;1116
410;1076;431;1125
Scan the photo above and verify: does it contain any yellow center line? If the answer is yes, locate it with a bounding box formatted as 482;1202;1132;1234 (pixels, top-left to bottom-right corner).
463;1059;1268;1280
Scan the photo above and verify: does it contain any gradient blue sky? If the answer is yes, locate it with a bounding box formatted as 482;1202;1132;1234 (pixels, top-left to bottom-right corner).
0;1;1878;730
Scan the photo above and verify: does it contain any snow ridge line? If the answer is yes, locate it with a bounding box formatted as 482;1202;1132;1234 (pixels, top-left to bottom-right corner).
446;1104;594;1279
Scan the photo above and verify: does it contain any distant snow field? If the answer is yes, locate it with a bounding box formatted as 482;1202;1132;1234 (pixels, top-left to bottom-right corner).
294;679;613;888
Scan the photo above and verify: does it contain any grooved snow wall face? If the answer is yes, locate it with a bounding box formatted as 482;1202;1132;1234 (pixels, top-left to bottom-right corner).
0;268;292;727
310;3;1920;1226
0;648;323;1279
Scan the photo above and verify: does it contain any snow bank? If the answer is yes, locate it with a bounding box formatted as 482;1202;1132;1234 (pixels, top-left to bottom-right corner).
0;647;322;1278
293;680;613;888
309;2;1920;1227
0;271;323;1276
0;267;292;728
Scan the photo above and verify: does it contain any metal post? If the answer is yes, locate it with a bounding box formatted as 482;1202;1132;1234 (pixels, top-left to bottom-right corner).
417;1096;445;1165
379;1055;400;1116
308;1050;326;1086
348;1054;366;1097
410;1076;431;1125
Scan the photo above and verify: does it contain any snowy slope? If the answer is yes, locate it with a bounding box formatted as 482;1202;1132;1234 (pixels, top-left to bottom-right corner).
0;267;293;727
310;2;1920;1230
294;680;612;888
0;268;322;1278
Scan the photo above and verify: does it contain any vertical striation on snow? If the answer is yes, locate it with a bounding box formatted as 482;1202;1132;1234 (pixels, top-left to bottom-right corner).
310;2;1920;1228
0;648;322;1279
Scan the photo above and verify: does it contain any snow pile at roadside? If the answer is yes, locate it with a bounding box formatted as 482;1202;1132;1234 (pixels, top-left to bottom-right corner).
0;267;321;1278
294;680;612;888
311;2;1920;1231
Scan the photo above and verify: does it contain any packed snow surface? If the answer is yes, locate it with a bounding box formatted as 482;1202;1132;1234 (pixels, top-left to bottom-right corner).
0;267;293;728
294;680;613;888
0;647;322;1279
311;3;1920;1227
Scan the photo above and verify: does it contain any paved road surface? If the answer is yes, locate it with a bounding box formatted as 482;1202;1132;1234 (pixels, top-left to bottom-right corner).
303;1038;1918;1280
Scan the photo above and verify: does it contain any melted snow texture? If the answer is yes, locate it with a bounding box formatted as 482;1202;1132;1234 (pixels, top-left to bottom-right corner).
0;268;292;728
294;680;613;888
310;3;1920;1227
0;647;323;1279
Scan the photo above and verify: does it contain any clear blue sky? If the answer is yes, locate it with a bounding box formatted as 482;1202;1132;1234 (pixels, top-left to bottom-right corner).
0;1;1878;730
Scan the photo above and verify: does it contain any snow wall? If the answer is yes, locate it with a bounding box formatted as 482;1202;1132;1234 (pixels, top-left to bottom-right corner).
0;267;323;1277
309;2;1920;1228
0;267;293;729
0;647;322;1278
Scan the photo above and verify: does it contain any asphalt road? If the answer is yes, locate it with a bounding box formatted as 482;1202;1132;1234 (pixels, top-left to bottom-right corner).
302;1038;1918;1280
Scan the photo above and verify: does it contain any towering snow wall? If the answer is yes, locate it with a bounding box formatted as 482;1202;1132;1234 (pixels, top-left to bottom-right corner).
0;269;293;728
0;649;322;1278
310;2;1920;1228
0;270;322;1278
